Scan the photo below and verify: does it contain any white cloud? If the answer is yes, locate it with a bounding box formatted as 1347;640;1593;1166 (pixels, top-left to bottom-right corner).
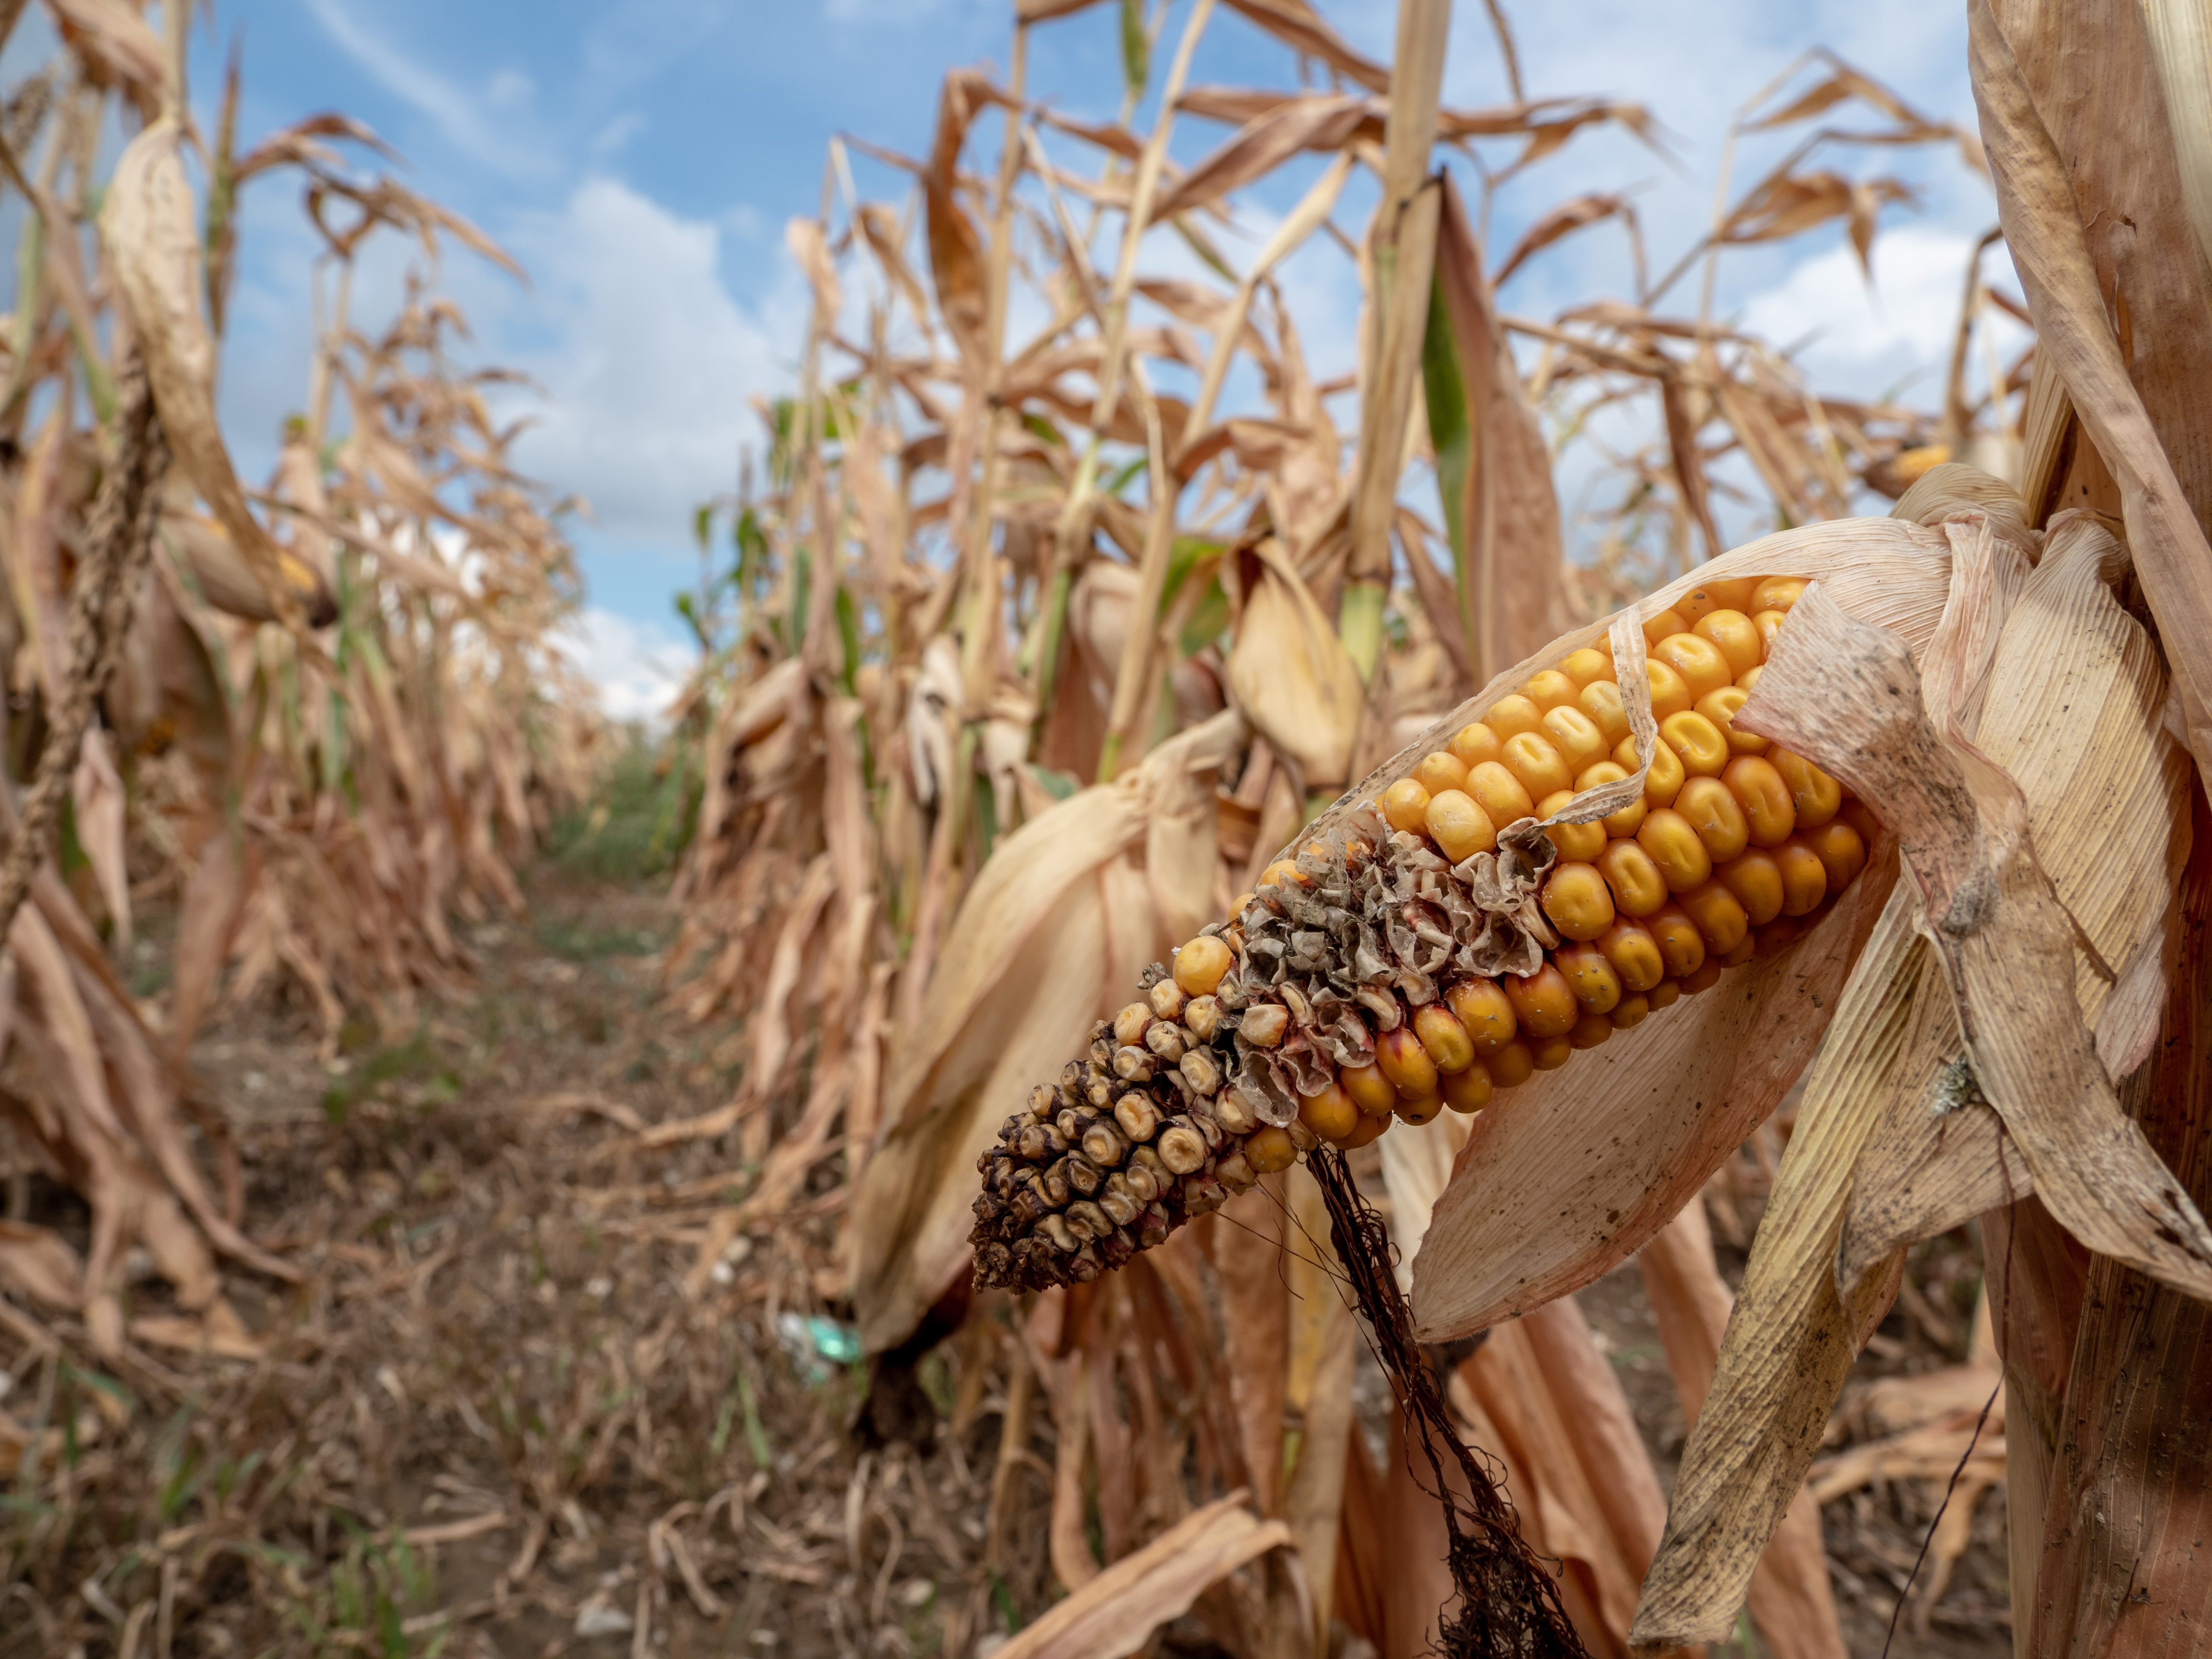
559;608;696;724
306;0;553;179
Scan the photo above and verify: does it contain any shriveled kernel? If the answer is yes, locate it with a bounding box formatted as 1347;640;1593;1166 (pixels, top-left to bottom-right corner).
1597;918;1667;992
1489;1039;1536;1089
1542;862;1617;942
1642;608;1690;650
1341;1062;1399;1118
1183;995;1222;1041
1382;777;1433;835
1676;776;1750;862
1679;879;1752;955
1723;755;1796;846
1486;695;1545;740
1394;1092;1446;1126
1542;705;1610;773
1559;647;1613;688
1555;942;1623;1014
1654;632;1733;699
1531;1034;1575;1070
1805;821;1867;893
1426;790;1498;863
1751;575;1807;611
1412;750;1471;797
1445;979;1517;1055
1578;678;1631;748
1697;686;1767;755
1574;761;1647;838
1774;837;1830;916
1298;1079;1359;1144
1619;731;1686;809
1240;1003;1289;1047
1468;762;1537;829
1502;731;1574;800
1173;935;1234;996
1596;838;1670;918
1659;710;1730;778
1638;808;1714;892
1503;964;1579;1040
1610;992;1651;1029
1377;1027;1441;1100
1149;978;1187;1021
1771;750;1842;828
1716;848;1786;926
1523;669;1582;712
1694;609;1763;677
1413;1003;1476;1074
1680;957;1725;995
1644;658;1694;721
1246;1126;1297;1174
1569;1010;1614;1050
1442;1061;1493;1114
1114;1003;1153;1048
1646;902;1708;979
1449;722;1503;770
1648;979;1682;1013
1538;793;1607;863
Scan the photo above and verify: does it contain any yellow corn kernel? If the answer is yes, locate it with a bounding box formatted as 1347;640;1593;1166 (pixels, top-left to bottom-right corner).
1805;821;1867;893
1502;731;1573;800
1754;912;1809;958
1722;755;1796;846
1487;695;1545;741
1523;669;1582;712
1697;686;1767;755
1504;963;1579;1040
1342;1061;1399;1118
1468;761;1537;829
1174;935;1233;995
1554;942;1623;1014
1675;776;1750;862
1531;1033;1575;1069
1654;632;1734;699
1722;933;1758;967
1616;731;1685;809
1597;918;1666;992
1751;575;1807;611
1692;576;1759;613
1413;750;1471;797
1642;607;1689;650
1659;710;1730;778
1425;790;1497;864
1751;608;1788;657
1259;858;1305;893
1394;1091;1446;1125
1413;1003;1476;1074
1449;721;1503;770
1736;663;1763;693
1382;777;1432;835
1648;978;1682;1012
1675;586;1718;626
1679;879;1751;955
1246;1126;1298;1172
1774;837;1830;917
1574;762;1647;838
1336;1112;1390;1149
1542;705;1610;774
1646;902;1708;979
1442;1060;1493;1114
1610;991;1651;1029
1694;609;1763;678
1559;647;1613;688
1637;808;1713;892
1644;658;1694;721
1716;848;1785;926
1541;862;1617;942
1771;750;1841;827
1539;793;1607;862
1839;798;1882;847
1490;1039;1536;1088
1377;1027;1440;1100
1569;1010;1614;1050
1298;1079;1359;1143
1680;957;1725;995
1597;838;1670;918
1578;678;1631;748
1446;978;1518;1055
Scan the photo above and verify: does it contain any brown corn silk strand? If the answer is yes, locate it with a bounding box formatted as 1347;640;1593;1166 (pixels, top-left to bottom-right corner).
1307;1144;1589;1659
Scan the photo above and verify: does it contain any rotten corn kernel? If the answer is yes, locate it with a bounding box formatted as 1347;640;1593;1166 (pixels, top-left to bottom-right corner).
969;576;1877;1290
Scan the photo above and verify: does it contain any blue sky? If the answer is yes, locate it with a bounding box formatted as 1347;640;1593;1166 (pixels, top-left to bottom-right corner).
12;0;2012;715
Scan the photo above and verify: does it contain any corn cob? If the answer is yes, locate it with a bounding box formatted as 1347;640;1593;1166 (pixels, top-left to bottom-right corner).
970;576;1878;1291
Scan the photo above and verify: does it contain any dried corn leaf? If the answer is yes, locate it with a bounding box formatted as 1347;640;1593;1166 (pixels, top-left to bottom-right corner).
1224;538;1361;787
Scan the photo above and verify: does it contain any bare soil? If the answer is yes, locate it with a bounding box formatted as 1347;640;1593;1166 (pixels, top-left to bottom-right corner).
0;869;2011;1658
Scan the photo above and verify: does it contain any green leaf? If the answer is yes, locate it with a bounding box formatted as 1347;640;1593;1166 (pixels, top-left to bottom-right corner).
1119;0;1150;98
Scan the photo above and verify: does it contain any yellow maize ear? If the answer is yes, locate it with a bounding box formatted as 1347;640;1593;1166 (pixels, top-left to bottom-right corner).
970;577;1882;1290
